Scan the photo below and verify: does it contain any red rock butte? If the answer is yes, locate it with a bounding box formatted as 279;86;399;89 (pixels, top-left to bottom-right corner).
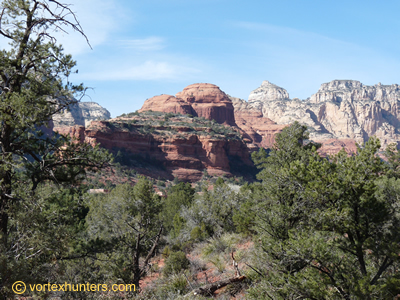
140;83;236;126
51;79;400;181
139;94;193;116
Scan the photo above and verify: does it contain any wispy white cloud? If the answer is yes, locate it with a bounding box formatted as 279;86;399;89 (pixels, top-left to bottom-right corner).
82;60;200;81
228;21;400;99
235;21;354;47
55;1;203;82
117;37;165;51
53;0;129;56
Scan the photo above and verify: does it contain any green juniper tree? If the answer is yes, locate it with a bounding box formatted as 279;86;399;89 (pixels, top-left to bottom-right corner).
0;0;110;297
162;182;195;232
86;178;163;290
249;122;400;299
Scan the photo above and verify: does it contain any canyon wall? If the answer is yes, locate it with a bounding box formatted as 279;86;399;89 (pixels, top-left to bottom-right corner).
53;80;400;181
242;79;400;153
53;101;111;128
140;83;236;126
84;116;253;181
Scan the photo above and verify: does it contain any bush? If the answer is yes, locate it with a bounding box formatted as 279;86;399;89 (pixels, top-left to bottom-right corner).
215;177;224;186
162;245;171;259
161;273;188;295
190;224;209;241
157;179;166;187
180;184;241;237
163;251;190;276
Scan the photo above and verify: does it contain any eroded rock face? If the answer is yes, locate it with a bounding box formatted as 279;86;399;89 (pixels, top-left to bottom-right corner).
230;96;286;149
140;83;236;126
176;83;236;126
315;138;358;157
85;118;252;181
244;80;400;149
54;79;400;182
79;102;111;126
54;125;86;143
309;80;400;104
53;101;111;128
139;94;194;115
248;80;290;103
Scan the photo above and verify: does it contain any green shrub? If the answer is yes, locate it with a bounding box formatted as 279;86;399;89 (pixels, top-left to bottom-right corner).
190;223;210;241
163;251;190;276
202;237;228;257
162;245;171;259
157;179;166;187
190;226;201;240
158;273;189;297
215;177;224;186
209;255;225;273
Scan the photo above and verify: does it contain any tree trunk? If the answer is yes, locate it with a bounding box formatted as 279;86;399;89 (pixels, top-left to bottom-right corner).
188;275;246;297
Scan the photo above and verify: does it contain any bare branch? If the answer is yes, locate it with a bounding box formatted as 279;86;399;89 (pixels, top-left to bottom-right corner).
187;275;247;297
43;0;92;48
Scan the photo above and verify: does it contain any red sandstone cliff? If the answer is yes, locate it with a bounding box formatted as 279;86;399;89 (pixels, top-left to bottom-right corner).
176;83;236;126
229;96;286;149
54;125;86;143
53;80;400;182
84;114;253;181
139;94;194;116
140;83;236;126
140;83;284;150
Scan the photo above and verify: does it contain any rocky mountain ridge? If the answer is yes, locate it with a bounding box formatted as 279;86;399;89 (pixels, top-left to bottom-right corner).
139;83;236;126
53;101;111;128
139;83;285;150
85;112;253;181
52;80;400;181
246;79;400;150
229;95;286;149
51;101;111;139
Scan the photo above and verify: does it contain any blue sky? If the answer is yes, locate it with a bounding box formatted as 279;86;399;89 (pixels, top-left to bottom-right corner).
59;0;400;117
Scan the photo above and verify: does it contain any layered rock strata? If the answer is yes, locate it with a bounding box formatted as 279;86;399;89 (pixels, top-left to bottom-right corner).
54;125;86;143
84;113;253;181
140;83;236;126
139;94;193;115
229;96;286;149
140;83;286;149
241;80;400;151
53;80;400;181
53;101;111;128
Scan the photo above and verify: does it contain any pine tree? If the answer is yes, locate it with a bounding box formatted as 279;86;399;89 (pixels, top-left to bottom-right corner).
250;123;400;299
86;178;163;289
0;1;110;297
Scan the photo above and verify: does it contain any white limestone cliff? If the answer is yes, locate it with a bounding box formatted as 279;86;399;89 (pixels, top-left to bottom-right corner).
53;101;111;128
241;80;400;148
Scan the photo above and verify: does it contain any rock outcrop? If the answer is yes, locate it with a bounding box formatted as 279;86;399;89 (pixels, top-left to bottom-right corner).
316;139;358;156
84;113;253;181
53;101;111;128
54;80;400;181
248;80;290;103
241;80;400;151
140;83;236;126
230;96;286;149
54;125;86;143
139;94;194;115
